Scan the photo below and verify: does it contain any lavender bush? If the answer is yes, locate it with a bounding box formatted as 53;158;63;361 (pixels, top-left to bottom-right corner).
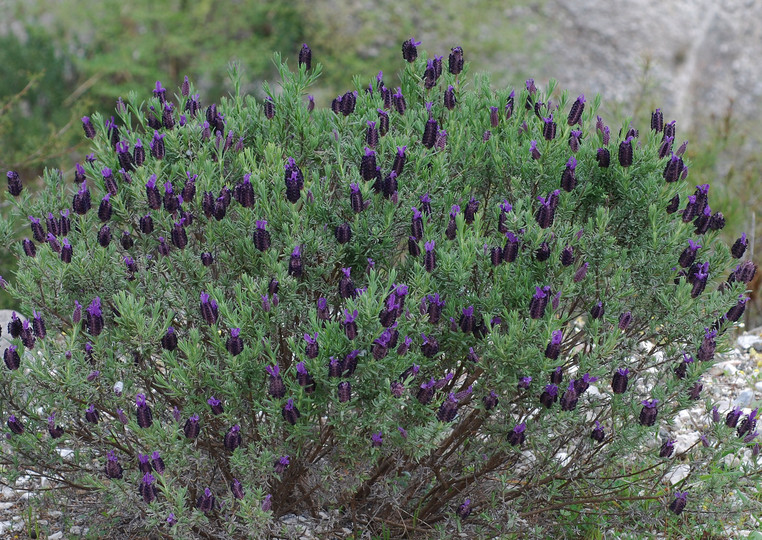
1;43;759;538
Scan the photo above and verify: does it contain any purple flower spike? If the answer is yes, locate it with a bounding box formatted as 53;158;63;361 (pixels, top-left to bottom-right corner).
591;421;605;443
529;285;550;319
639;399;659;426
449;46;464;75
669;492;687;515
401;38;421;62
254;220;271;251
544;330;563;360
590;301;605;320
697;328;717;362
199;291;219;325
567;94;585;126
224;424;242;451
612;368;629;394
197;487;216;513
304;332;319;359
136;393;153;428
371;431;383;447
726;407;743;428
508;423;526;446
560;381;579;411
618;137;634;167
737;408;759;439
574;373;598;395
184;414;200;438
282;398;301;425
207;396;224;415
424;241;436;272
530;140;541;160
731;233;748;258
542;115;556;141
151;451;165;474
226;328;244;356
266;364;286;398
561;156;577;191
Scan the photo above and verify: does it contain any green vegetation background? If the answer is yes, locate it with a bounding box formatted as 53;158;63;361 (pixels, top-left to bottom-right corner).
0;0;758;316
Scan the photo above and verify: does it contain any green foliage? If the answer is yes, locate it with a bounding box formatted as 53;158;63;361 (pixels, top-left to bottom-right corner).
0;27;82;173
1;44;759;538
11;0;304;102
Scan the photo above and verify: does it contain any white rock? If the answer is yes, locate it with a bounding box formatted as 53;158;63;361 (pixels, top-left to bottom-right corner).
48;511;62;519
723;453;742;468
554;451;571;467
675;410;692;428
0;522;13;535
755;381;762;393
733;389;755;409
716;400;731;414
711;361;738;377
56;448;75;460
737;335;762;350
664;464;690;484
70;525;82;535
675;431;700;455
0;502;13;510
0;487;13;499
15;475;31;487
48;533;64;540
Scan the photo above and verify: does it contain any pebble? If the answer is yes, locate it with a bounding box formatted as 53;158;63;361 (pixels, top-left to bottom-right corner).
737;334;762;350
675;431;700;455
711;360;738;376
56;448;75;460
664;464;690;484
0;521;12;535
48;533;63;540
756;381;762;392
733;389;755;409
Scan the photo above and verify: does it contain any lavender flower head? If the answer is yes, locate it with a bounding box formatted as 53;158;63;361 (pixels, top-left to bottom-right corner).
530;140;541;160
508;422;526;446
669;491;687;515
275;455;290;473
371;431;383;447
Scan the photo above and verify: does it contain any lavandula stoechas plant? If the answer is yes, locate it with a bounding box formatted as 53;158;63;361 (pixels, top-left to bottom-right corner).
0;41;749;539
